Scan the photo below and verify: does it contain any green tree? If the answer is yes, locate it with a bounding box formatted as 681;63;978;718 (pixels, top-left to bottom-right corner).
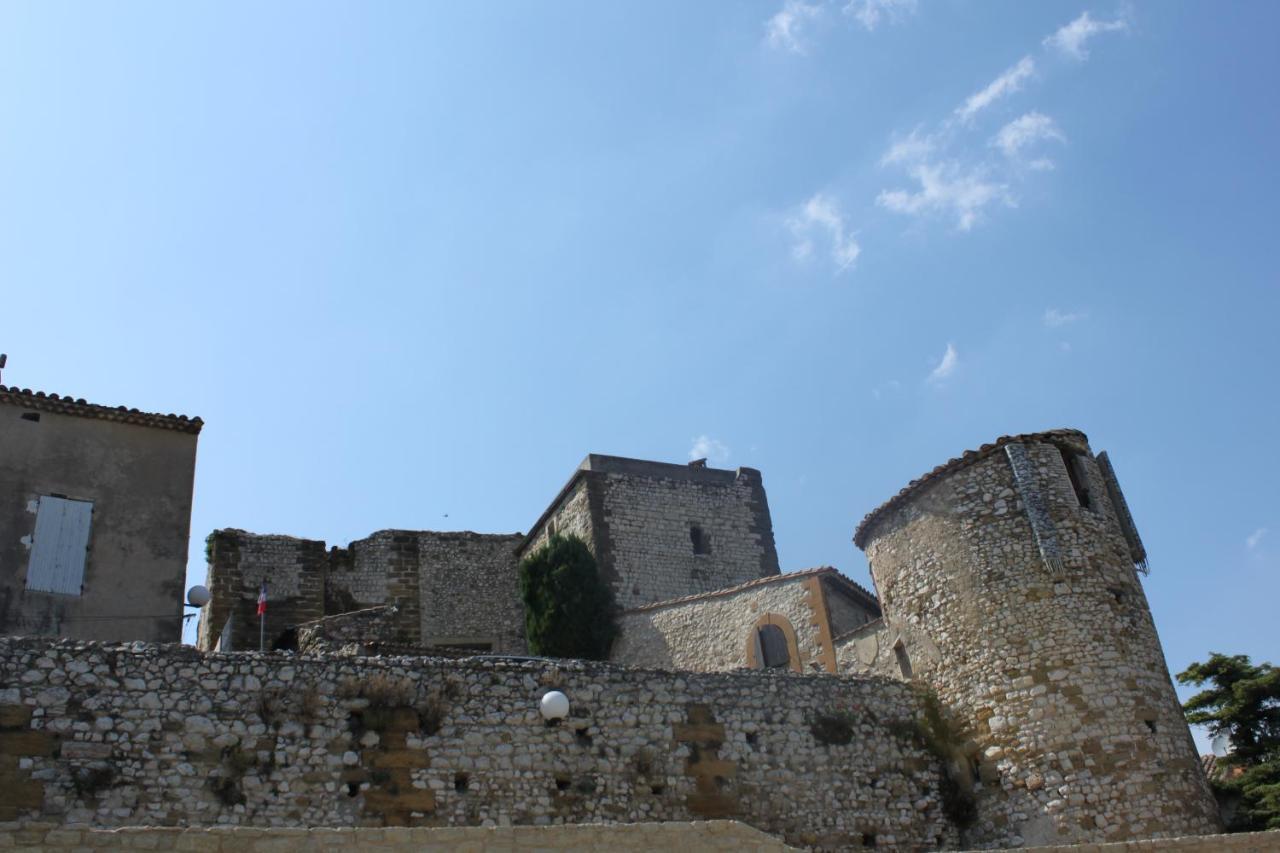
1178;653;1280;831
518;533;618;660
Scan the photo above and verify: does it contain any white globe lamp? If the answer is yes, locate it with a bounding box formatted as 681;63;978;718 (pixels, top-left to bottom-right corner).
540;690;570;722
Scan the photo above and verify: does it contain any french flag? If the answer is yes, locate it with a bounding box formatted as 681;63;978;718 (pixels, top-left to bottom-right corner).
257;581;267;617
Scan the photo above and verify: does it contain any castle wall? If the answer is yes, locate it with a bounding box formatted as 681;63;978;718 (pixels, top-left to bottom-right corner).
197;530;524;654
0;637;958;851
611;573;833;673
519;457;780;611
855;432;1220;847
414;532;524;652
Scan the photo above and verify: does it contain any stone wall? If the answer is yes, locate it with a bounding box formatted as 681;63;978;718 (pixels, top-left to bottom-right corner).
613;571;830;673
853;431;1221;848
0;636;957;851
198;530;525;655
520;456;781;611
0;820;800;852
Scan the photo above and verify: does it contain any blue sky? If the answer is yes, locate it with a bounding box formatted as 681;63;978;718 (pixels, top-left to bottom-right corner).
1;2;1276;747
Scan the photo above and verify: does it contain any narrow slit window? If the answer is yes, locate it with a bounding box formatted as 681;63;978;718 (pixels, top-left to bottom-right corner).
1058;446;1091;508
690;523;710;555
894;641;914;679
26;496;93;595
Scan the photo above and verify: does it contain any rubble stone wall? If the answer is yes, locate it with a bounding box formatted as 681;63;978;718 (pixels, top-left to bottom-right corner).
612;575;829;674
856;432;1221;848
0;637;957;851
197;530;525;655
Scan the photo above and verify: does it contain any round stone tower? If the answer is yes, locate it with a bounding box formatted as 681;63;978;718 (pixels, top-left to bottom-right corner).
853;429;1220;847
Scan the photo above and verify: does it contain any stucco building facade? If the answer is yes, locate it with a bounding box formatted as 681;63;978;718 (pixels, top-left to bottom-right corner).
0;384;201;643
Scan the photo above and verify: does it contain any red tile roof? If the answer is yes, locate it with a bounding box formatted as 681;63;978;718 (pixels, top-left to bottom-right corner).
0;385;203;434
853;428;1088;549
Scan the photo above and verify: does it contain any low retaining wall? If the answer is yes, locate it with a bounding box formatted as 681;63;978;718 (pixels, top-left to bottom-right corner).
0;637;957;850
0;819;797;852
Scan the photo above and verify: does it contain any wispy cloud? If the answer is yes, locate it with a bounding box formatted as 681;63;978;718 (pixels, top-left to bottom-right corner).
871;379;902;400
1044;11;1128;61
788;193;862;271
928;343;958;383
689;435;731;464
1044;308;1086;327
844;0;917;32
956;56;1035;123
880;128;935;167
993;111;1065;160
1247;527;1267;549
877;162;1012;231
766;0;823;54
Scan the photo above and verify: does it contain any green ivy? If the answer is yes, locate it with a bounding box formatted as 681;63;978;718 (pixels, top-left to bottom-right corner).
519;534;619;660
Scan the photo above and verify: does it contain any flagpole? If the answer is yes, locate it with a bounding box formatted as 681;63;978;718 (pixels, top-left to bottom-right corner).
258;581;267;652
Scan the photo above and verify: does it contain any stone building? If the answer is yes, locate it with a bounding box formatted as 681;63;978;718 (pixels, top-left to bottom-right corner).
612;566;879;674
0;384;201;642
846;429;1220;846
198;529;524;653
518;454;780;610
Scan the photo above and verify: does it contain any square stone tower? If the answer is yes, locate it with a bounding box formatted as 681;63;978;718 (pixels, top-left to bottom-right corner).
517;455;780;610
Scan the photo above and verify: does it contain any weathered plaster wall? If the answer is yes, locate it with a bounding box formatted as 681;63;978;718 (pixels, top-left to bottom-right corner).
612;573;833;674
855;432;1221;848
0;637;957;851
0;404;198;644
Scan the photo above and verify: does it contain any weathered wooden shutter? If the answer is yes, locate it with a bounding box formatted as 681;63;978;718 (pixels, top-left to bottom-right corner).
757;624;790;669
27;496;93;595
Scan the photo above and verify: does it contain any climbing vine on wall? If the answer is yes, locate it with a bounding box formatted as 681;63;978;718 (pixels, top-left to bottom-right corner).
518;534;619;660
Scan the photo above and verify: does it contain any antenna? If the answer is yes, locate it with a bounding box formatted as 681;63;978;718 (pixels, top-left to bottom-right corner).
0;353;7;384
1211;733;1230;758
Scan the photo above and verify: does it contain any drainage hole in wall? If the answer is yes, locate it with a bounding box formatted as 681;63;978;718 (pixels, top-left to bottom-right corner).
345;782;360;798
454;773;469;793
862;833;877;847
21;412;39;422
555;775;571;792
575;729;593;748
745;732;759;748
649;784;665;796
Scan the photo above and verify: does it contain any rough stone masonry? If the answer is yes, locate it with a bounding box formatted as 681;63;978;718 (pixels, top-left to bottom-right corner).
0;637;956;851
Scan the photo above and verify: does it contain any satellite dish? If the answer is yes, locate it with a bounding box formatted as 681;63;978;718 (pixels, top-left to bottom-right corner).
187;585;211;608
1211;733;1231;758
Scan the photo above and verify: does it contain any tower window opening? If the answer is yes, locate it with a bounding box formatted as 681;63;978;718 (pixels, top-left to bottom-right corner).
690;523;710;555
893;641;914;679
1058;446;1091;508
754;624;790;669
1143;718;1158;734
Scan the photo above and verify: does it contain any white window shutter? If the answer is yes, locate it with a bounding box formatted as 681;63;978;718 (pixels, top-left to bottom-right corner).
27;496;93;595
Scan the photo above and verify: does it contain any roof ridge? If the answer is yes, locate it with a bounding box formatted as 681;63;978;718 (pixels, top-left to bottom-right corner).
0;385;203;434
624;566;840;613
853;428;1087;548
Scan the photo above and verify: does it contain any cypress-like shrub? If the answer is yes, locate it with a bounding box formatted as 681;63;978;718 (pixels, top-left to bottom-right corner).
518;534;619;660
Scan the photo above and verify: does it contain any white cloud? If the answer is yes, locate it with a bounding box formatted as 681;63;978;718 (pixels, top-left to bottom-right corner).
844;0;917;31
1044;11;1128;61
788;193;862;271
928;343;958;383
956;56;1035;123
1044;308;1086;327
1247;527;1267;549
993;111;1065;159
689;435;731;464
880;128;935;167
877;162;1013;230
766;0;823;54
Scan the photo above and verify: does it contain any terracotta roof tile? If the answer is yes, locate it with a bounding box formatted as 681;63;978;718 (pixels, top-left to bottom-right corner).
853;428;1088;549
0;385;203;434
